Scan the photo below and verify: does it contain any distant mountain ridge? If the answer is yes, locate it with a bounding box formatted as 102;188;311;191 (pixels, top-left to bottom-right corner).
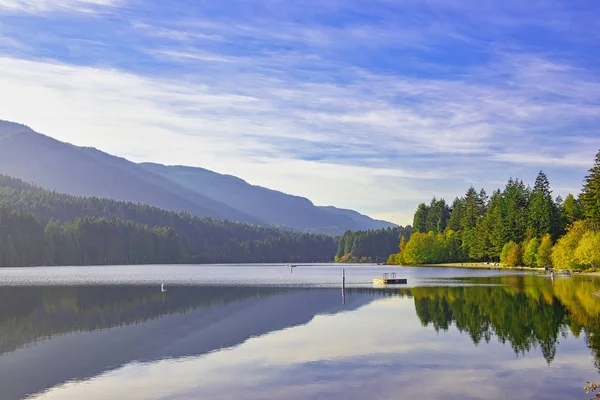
0;120;396;235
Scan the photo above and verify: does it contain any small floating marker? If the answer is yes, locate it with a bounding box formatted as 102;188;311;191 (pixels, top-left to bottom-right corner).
160;283;167;292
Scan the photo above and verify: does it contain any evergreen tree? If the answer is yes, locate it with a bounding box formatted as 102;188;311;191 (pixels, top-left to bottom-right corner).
502;178;530;244
488;190;508;259
335;226;412;263
528;171;558;238
413;203;429;233
424;198;451;234
581;149;600;225
447;197;464;232
2;234;19;267
460;187;486;257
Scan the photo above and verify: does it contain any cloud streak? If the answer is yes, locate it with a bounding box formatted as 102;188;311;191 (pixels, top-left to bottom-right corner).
0;0;122;14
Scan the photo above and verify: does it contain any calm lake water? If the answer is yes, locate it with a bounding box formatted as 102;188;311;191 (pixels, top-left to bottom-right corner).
1;264;599;400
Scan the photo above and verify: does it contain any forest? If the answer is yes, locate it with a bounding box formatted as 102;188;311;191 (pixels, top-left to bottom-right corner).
334;226;412;263
387;149;600;270
0;175;338;266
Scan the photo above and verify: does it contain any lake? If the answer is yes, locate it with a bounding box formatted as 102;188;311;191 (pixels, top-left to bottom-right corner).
1;264;599;400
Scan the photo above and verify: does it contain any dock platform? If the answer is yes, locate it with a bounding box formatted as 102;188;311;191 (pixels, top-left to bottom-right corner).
373;272;407;285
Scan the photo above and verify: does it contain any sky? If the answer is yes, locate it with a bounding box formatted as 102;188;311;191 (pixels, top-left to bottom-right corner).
0;0;599;225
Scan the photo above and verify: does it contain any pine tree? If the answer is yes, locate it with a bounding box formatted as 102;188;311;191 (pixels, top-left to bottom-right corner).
426;198;440;233
461;187;485;257
413;203;429;233
528;171;556;238
447;197;464;232
581;149;600;225
502;178;530;244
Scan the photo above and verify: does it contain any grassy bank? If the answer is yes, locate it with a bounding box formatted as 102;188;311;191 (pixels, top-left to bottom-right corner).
391;262;546;271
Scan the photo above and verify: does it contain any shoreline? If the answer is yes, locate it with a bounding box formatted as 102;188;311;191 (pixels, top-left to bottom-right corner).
389;262;600;276
388;262;546;272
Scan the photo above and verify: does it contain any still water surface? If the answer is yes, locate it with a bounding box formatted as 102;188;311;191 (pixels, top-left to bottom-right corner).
1;264;599;399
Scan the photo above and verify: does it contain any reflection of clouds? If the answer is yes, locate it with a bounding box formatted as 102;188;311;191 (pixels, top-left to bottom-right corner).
31;297;595;400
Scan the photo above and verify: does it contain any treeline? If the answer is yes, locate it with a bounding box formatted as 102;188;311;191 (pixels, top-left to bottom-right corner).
0;209;180;267
387;149;600;269
0;176;338;266
334;226;412;263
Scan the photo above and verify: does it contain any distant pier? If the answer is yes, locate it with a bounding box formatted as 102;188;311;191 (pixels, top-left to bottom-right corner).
373;272;407;285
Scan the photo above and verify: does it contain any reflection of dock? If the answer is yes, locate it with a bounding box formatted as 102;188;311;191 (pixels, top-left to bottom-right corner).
373;272;407;285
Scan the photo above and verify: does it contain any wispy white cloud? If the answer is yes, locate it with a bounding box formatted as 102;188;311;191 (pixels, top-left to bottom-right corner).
0;0;122;14
492;153;595;168
132;23;225;43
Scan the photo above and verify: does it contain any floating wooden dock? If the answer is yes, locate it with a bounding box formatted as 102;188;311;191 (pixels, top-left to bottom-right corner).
373;272;407;285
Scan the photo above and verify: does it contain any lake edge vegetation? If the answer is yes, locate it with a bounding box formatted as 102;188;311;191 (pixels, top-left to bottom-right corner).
381;149;600;270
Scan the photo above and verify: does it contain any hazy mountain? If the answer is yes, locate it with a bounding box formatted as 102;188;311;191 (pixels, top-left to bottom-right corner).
0;120;395;234
0;121;259;224
317;206;397;230
140;163;396;233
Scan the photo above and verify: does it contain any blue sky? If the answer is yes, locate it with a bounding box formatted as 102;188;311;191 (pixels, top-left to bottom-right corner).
1;0;599;224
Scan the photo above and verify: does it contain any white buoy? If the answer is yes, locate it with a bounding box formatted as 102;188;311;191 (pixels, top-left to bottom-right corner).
161;283;167;292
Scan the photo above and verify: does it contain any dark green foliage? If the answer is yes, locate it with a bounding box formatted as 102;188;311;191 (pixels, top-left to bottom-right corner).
412;203;428;233
447;197;464;232
412;198;450;234
528;171;560;239
581;150;600;225
0;175;338;266
335;226;412;263
426;198;451;234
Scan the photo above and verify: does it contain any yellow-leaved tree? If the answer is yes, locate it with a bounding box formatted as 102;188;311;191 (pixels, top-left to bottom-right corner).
575;231;600;270
537;234;553;268
551;221;587;270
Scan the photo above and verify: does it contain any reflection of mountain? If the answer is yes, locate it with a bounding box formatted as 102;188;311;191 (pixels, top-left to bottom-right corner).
401;276;600;368
0;286;287;355
0;285;373;400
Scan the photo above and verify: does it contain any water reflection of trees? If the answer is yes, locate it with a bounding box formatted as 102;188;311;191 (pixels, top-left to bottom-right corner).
0;285;291;355
401;276;600;368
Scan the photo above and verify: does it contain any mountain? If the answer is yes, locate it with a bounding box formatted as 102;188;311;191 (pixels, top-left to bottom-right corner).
0;121;260;224
140;163;397;233
0;120;396;234
317;206;397;230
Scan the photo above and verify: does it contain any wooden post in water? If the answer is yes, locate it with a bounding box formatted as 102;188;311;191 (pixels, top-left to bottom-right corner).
342;269;346;304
